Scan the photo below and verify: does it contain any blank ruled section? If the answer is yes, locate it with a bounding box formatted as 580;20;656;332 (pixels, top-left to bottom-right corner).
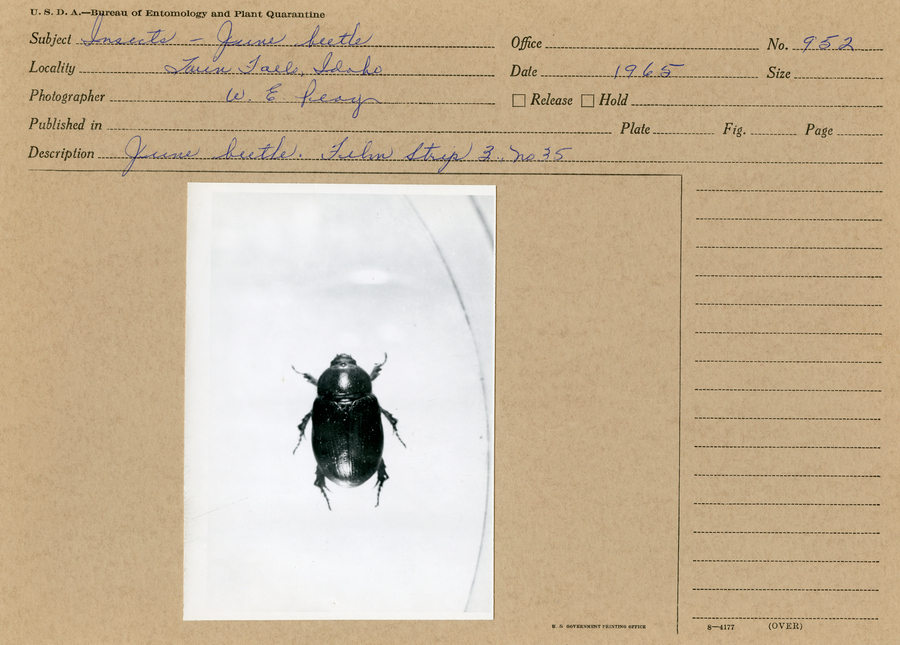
680;160;888;633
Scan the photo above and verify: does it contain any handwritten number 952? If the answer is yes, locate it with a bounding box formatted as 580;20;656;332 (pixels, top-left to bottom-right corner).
803;35;853;50
614;63;684;77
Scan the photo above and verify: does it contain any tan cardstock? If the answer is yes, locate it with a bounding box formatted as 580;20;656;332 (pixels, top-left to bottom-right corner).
2;0;897;642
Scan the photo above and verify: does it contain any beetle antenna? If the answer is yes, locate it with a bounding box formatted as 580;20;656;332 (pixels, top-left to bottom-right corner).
370;353;388;380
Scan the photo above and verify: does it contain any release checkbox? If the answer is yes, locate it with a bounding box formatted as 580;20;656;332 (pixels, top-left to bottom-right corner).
581;94;594;108
512;94;525;107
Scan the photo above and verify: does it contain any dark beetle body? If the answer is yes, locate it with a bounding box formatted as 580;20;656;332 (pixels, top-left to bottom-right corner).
293;354;404;509
311;384;384;487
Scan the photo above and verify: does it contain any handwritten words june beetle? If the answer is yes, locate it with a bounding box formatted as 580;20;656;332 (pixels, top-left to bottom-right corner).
293;353;406;509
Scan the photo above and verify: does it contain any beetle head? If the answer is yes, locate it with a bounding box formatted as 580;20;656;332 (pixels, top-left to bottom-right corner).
330;354;357;367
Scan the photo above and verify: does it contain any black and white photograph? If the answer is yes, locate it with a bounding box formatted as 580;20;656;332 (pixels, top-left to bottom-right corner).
184;184;495;619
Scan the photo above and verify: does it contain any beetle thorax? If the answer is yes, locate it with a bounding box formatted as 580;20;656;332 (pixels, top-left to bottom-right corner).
317;354;373;401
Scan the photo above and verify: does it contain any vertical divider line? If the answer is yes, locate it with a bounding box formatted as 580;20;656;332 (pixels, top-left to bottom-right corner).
676;174;684;634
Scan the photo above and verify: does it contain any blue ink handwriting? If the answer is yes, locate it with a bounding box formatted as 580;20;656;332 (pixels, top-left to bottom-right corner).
117;136;572;176
213;136;299;160
803;35;853;50
240;55;305;75
81;15;176;46
313;51;382;75
322;137;393;161
405;142;474;173
122;135;199;177
222;83;288;102
213;20;287;61
225;87;245;101
296;78;380;118
165;56;231;74
297;23;372;48
508;145;573;162
614;62;683;77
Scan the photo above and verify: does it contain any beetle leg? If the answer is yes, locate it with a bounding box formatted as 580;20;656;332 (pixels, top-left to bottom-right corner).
291;365;318;386
293;410;312;455
380;407;406;448
369;353;388;381
375;460;389;507
314;465;332;511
